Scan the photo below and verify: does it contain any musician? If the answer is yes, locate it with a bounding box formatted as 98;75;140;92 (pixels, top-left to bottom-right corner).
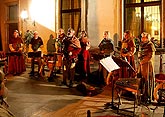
78;30;91;78
8;30;26;75
47;34;56;54
138;32;156;103
120;30;136;78
29;31;43;76
57;28;66;53
98;31;114;85
56;28;66;73
61;28;81;87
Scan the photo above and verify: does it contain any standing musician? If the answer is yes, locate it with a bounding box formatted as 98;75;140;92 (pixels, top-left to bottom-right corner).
98;31;114;85
61;28;81;87
78;30;91;78
8;30;26;75
56;28;66;73
120;30;136;78
138;32;156;103
29;31;44;76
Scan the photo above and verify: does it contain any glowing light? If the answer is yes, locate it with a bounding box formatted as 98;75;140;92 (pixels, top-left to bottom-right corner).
21;10;28;20
152;26;157;30
29;0;55;31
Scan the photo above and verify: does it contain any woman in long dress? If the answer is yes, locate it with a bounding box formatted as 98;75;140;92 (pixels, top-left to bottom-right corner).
8;30;26;75
78;30;91;78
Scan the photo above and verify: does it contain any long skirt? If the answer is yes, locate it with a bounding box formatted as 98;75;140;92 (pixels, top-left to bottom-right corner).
8;55;26;75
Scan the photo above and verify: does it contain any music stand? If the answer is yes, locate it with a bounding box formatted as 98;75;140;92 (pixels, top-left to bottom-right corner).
104;55;136;110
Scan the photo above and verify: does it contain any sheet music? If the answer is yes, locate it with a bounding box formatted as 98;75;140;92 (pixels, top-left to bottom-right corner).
100;56;120;72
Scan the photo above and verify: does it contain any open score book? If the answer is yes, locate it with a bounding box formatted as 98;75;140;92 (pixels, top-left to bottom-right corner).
100;56;120;72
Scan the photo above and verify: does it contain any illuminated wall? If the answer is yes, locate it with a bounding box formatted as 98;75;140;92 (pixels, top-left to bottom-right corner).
87;0;122;47
29;0;55;32
20;0;56;53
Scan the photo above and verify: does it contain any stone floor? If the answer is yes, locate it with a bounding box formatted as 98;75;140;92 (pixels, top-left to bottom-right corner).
3;65;165;117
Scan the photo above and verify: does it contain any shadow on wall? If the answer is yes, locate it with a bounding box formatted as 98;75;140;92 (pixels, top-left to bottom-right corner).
113;33;119;47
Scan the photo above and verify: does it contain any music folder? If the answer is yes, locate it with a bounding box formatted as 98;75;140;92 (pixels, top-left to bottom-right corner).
100;56;120;72
28;51;41;58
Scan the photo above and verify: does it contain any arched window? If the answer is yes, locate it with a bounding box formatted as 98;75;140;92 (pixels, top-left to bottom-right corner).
124;0;161;48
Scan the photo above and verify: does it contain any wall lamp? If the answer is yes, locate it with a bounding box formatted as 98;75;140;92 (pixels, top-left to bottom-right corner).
21;9;28;21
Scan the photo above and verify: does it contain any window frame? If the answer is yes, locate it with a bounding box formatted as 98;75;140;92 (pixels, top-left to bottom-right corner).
60;0;81;36
124;0;162;47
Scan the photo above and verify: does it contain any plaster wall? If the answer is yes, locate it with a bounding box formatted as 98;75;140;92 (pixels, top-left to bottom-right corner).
87;0;122;48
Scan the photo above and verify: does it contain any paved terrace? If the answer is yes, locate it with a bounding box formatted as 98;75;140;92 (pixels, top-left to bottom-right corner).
3;62;164;117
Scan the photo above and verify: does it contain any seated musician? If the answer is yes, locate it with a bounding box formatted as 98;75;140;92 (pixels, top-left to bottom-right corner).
98;31;114;85
45;34;56;81
47;34;56;54
29;31;43;76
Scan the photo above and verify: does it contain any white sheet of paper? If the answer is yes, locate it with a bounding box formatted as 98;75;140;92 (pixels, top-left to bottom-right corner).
100;56;120;72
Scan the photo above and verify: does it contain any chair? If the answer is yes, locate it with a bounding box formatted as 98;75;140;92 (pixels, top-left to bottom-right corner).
28;51;42;76
43;53;57;77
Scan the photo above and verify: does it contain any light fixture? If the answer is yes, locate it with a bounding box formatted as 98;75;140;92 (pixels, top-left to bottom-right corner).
21;9;28;20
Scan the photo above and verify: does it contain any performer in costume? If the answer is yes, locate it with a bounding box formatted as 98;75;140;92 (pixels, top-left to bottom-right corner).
98;31;114;85
29;31;43;76
47;34;56;54
120;30;136;78
56;28;66;73
138;32;156;103
78;30;91;78
8;30;26;75
61;28;81;87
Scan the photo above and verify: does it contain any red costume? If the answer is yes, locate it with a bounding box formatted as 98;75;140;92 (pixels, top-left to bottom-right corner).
8;36;26;75
78;36;90;77
120;37;136;78
62;35;81;87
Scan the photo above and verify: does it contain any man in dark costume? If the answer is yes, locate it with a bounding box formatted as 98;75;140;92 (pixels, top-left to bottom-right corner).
56;28;66;73
98;31;114;85
61;28;81;87
120;30;136;78
29;31;43;76
138;32;156;103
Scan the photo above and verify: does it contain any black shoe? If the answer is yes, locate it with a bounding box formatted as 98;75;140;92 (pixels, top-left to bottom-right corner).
68;82;73;88
29;71;34;74
29;74;34;77
104;102;111;107
56;69;61;74
146;99;151;104
60;81;67;86
48;77;54;82
29;71;34;76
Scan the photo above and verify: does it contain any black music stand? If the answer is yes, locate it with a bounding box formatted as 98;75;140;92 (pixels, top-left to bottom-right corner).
28;51;41;58
104;55;136;110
